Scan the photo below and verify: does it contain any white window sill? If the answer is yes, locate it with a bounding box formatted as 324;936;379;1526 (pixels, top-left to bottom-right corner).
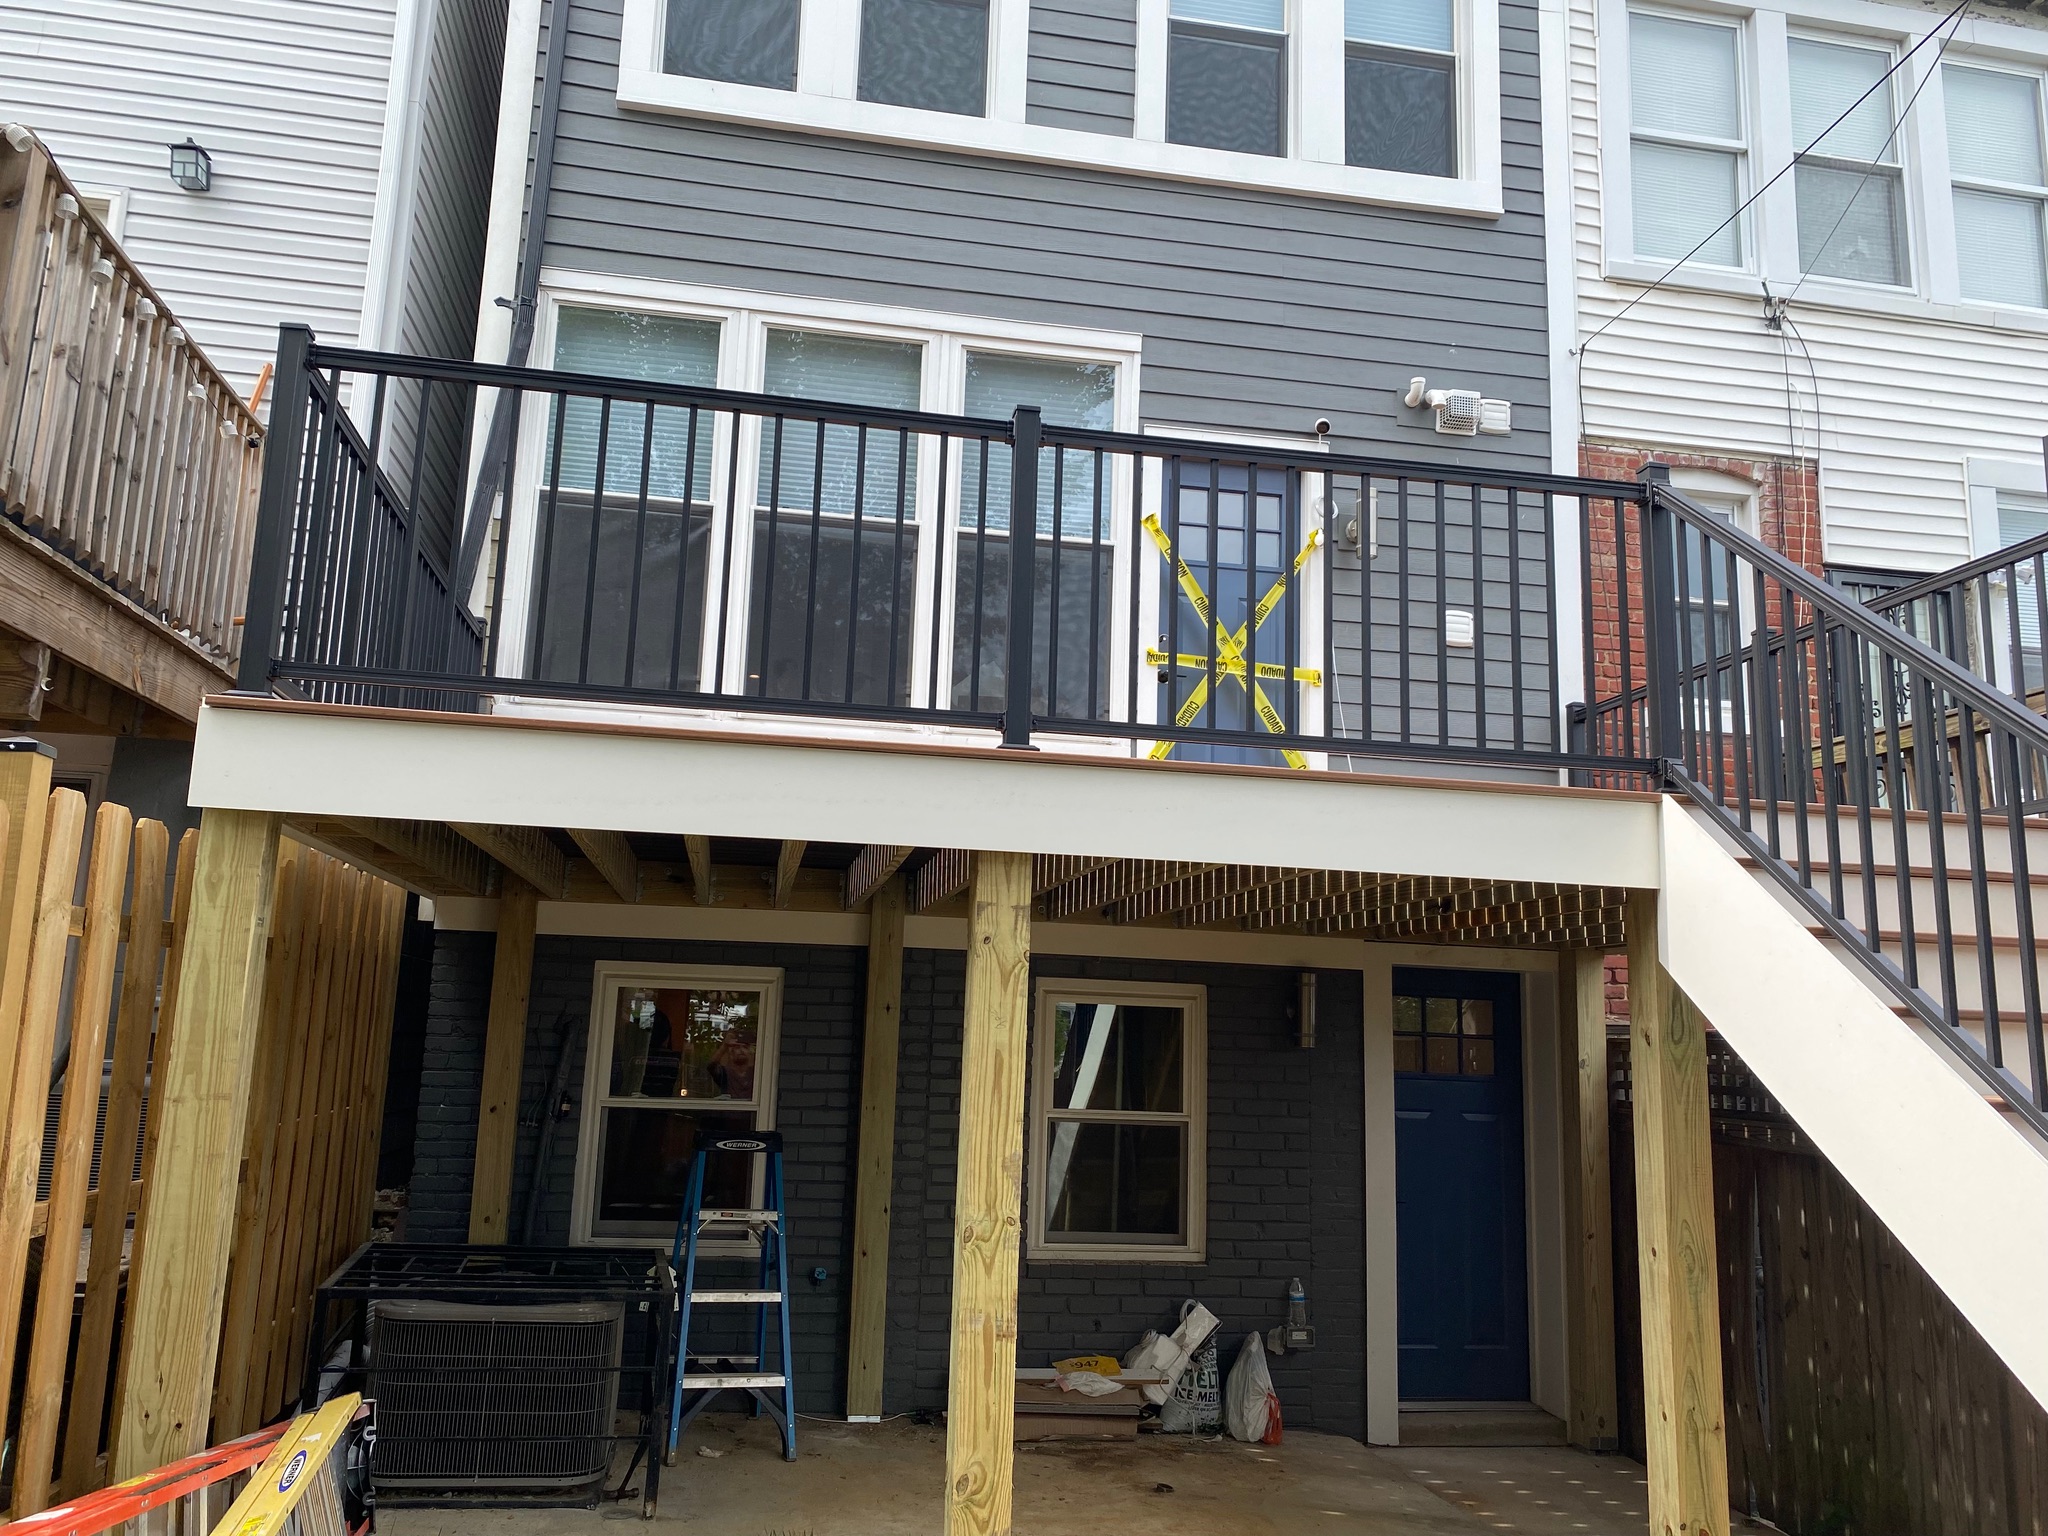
614;67;1506;218
1601;255;2048;337
1026;1244;1208;1266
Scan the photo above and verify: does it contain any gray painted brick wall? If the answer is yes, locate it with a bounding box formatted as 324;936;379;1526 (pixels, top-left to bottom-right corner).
412;932;1369;1435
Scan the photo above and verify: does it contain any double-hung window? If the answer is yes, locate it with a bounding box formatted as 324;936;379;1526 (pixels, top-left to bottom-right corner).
1345;0;1458;177
1945;64;2048;310
575;964;782;1243
859;0;992;115
1790;38;1908;287
1627;11;1747;267
1167;0;1289;158
665;0;800;88
1030;980;1206;1263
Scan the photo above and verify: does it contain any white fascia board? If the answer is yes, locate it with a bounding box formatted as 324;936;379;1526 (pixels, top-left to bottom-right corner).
1657;798;2048;1412
192;701;1661;888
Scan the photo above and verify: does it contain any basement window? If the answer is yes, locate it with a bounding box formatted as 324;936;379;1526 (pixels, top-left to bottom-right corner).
571;963;783;1245
1029;979;1207;1264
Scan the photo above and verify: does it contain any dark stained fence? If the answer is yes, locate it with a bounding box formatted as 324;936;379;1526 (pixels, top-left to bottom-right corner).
1610;1033;2048;1536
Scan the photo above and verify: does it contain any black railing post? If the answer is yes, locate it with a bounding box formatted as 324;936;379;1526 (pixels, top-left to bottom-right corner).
1003;405;1042;749
236;323;314;692
1637;462;1684;767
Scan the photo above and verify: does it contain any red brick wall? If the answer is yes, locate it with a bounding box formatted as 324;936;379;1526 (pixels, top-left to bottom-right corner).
1579;443;1823;1014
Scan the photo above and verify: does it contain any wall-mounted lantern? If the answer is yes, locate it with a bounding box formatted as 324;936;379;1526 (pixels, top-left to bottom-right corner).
168;139;212;192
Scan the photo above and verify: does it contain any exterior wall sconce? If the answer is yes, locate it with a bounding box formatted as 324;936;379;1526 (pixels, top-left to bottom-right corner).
168;139;212;192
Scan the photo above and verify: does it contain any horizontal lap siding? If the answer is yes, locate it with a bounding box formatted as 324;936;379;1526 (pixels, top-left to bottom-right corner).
1026;0;1137;137
0;0;396;389
547;0;1555;744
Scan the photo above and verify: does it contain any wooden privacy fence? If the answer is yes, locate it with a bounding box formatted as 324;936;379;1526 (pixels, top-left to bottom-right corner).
1611;1035;2048;1535
0;790;402;1518
0;125;263;668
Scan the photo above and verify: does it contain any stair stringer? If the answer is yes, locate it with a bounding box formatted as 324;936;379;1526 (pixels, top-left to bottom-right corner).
1656;798;2048;1412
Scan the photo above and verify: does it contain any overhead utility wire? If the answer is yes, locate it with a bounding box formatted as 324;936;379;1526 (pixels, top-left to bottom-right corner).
1576;0;1975;359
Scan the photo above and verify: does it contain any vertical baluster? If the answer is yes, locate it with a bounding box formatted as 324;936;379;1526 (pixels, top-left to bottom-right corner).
669;406;702;694
1048;445;1066;719
1880;652;1917;973
2000;730;2046;1109
1399;479;1413;746
1784;585;1814;889
1725;543;1751;828
799;413;828;702
889;426;912;708
970;433;990;711
1813;613;1844;919
1955;699;2001;1067
842;424;870;706
484;384;524;680
623;401;654;692
1848;625;1882;947
756;414;788;698
1915;674;1958;1023
529;392;569;683
1088;449;1104;723
1508;486;1526;753
713;405;747;698
575;395;612;689
1435;479;1450;750
1125;448;1143;729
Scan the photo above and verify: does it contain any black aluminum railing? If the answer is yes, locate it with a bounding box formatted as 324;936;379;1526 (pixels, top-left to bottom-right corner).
1866;528;2048;718
241;328;1651;777
1626;469;2048;1130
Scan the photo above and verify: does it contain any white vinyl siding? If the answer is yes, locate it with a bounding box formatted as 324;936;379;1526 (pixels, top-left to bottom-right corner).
1574;0;2048;573
0;0;399;392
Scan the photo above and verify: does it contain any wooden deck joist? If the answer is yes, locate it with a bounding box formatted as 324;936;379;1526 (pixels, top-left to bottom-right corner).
567;828;638;904
452;823;567;900
296;818;498;898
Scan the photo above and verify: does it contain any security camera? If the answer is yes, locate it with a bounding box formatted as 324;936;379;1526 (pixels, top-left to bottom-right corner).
1313;417;1332;438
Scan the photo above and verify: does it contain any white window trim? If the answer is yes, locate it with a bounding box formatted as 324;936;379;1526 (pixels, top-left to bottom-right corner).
570;961;785;1248
1966;454;2048;556
1597;0;2048;329
1027;977;1208;1265
73;185;129;243
616;0;1503;215
494;269;1146;744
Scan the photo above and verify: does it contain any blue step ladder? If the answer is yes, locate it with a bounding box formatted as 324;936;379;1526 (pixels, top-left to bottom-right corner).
665;1130;797;1464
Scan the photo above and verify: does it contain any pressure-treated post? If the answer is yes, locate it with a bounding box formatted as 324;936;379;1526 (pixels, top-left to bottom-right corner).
847;875;906;1420
0;738;54;1145
945;851;1031;1535
113;807;282;1479
1001;407;1041;750
1624;891;1729;1536
469;876;539;1242
1558;949;1619;1451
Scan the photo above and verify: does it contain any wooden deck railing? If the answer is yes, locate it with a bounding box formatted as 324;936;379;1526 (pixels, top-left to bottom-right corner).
0;125;262;669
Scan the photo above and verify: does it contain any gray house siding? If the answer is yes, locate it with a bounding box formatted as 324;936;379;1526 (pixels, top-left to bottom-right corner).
526;0;1557;754
1026;0;1137;137
409;931;1368;1431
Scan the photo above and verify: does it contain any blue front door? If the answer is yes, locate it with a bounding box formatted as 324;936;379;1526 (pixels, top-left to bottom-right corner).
1393;967;1529;1401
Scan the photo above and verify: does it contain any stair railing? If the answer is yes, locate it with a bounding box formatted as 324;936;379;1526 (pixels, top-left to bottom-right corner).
1864;526;2048;720
1629;474;2048;1133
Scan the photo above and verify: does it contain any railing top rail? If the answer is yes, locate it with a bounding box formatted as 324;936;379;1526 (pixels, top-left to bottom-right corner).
1869;525;2048;614
1042;420;1651;502
302;340;1652;503
4;124;262;435
305;340;1015;440
1656;484;2048;753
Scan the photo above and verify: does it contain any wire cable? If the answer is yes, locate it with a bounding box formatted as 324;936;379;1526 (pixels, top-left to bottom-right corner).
1577;0;1974;359
1784;1;1971;306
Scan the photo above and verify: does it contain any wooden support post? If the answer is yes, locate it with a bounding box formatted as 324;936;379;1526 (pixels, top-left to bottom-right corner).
469;877;539;1243
0;738;53;1148
15;802;132;1514
685;835;714;905
113;807;281;1480
1558;948;1620;1452
773;839;805;909
1624;892;1730;1536
945;851;1030;1536
846;875;906;1420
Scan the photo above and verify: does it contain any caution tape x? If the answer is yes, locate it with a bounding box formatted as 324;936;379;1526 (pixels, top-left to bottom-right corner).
1141;511;1321;770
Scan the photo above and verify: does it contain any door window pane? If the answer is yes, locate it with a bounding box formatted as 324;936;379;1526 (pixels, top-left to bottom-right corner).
665;0;799;88
1629;12;1745;266
1395;991;1497;1076
1168;0;1287;157
758;328;923;518
858;0;990;116
1790;40;1906;286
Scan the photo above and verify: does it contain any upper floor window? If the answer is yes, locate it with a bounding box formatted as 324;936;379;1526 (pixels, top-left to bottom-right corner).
859;0;991;115
1945;63;2048;310
1790;39;1907;287
1167;0;1289;158
1628;11;1746;268
1345;0;1457;177
666;0;800;89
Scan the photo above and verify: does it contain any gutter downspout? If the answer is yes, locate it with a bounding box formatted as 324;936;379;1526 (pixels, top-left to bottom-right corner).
453;0;573;602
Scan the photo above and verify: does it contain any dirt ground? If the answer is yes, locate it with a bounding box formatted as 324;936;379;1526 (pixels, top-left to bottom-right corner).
377;1414;1746;1536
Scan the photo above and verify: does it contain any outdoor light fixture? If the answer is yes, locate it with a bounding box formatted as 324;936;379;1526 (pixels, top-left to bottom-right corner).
168;139;212;192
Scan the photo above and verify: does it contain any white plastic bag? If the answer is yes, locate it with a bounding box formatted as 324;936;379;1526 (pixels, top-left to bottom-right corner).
1123;1301;1221;1406
1159;1323;1222;1433
1224;1331;1282;1443
1054;1370;1123;1397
